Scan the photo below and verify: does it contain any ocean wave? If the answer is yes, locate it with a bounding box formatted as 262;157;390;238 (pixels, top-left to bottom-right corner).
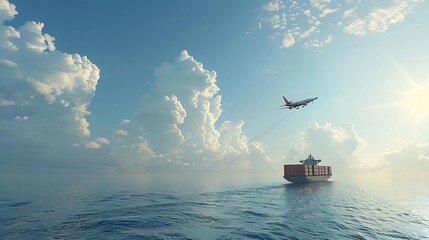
1;182;428;239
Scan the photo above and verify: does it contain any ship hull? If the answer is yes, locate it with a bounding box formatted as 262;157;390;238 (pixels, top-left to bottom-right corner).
283;175;331;183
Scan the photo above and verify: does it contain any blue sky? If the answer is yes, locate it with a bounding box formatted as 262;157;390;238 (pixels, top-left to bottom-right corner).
1;0;429;174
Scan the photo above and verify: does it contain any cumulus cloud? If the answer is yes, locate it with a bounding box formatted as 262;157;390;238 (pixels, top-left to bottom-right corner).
0;0;273;173
0;0;113;169
381;139;429;173
114;51;272;172
0;0;17;22
285;122;366;170
258;0;423;48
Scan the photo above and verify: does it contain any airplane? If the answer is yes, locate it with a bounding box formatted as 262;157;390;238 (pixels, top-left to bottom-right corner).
280;96;317;109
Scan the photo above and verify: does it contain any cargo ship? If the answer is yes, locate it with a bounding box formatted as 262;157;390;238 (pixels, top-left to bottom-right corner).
283;154;332;183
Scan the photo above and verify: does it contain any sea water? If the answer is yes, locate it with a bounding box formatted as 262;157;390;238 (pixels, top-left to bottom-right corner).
0;173;428;239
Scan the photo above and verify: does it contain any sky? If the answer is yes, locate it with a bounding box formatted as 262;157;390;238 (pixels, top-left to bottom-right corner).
1;0;429;176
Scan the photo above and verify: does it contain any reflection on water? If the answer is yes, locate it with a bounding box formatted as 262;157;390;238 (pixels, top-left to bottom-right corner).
0;173;428;239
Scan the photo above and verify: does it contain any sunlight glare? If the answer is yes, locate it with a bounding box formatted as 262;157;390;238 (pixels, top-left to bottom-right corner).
400;81;429;124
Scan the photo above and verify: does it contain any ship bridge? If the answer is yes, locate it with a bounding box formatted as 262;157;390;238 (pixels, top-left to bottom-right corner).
299;154;321;165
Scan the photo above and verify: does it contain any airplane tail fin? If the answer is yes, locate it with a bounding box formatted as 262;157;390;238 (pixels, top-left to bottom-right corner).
282;96;290;105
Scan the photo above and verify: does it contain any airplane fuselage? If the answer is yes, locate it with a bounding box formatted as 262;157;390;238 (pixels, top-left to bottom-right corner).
288;97;317;107
281;96;317;109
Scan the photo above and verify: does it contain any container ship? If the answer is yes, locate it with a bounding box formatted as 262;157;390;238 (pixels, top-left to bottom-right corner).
283;154;332;183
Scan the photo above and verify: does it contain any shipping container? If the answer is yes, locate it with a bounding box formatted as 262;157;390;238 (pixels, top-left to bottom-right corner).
283;154;332;183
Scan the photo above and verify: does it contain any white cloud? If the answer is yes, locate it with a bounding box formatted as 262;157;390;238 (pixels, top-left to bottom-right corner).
343;8;356;19
121;119;130;124
311;0;338;18
319;7;338;18
262;0;282;12
343;0;423;36
94;137;110;145
44;33;55;52
262;14;287;31
381;139;429;172
303;35;332;48
282;33;295;47
300;26;317;39
0;97;14;106
259;0;338;48
285;122;366;170
1;40;18;50
0;0;113;169
114;136;155;167
258;0;423;48
343;17;367;36
85;141;100;149
115;51;272;172
310;0;330;9
14;115;28;121
114;129;129;136
0;0;17;22
0;58;16;67
303;9;312;17
83;138;109;149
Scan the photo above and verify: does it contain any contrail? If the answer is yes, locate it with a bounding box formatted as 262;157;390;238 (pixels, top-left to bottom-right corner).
251;111;294;142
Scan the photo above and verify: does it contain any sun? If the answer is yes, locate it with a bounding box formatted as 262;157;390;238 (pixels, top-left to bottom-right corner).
397;79;429;125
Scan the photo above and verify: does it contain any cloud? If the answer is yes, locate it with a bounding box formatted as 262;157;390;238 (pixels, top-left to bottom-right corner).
343;1;422;36
282;33;295;48
0;0;113;170
83;137;109;149
381;139;429;173
258;0;424;48
0;58;17;67
303;35;332;48
85;141;101;149
262;0;283;12
311;0;339;18
285;122;366;170
259;0;339;48
94;137;110;145
0;97;14;106
0;0;17;23
120;119;130;124
114;51;272;172
114;129;129;136
263;14;287;30
0;1;273;173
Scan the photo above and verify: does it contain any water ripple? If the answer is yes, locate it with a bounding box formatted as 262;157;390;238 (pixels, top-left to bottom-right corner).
0;182;428;239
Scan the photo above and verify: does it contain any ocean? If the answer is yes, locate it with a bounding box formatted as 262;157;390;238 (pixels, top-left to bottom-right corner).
0;173;428;239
